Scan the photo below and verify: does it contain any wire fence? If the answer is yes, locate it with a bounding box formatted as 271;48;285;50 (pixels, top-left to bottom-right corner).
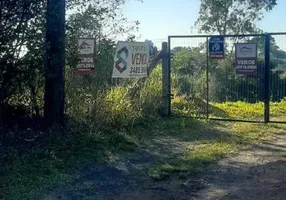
169;33;286;122
151;39;167;51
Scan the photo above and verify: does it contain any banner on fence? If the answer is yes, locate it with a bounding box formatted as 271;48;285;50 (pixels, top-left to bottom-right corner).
76;38;95;75
235;43;257;75
112;41;149;78
209;36;225;59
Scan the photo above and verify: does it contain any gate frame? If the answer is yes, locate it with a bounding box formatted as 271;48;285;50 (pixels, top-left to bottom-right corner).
166;32;286;124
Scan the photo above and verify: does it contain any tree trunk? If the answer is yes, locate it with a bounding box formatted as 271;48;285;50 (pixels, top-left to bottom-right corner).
44;0;65;127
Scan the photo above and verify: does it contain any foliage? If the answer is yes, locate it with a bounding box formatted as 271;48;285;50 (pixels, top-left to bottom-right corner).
171;47;206;97
211;101;265;119
195;0;276;35
172;94;286;120
177;1;285;107
87;65;163;128
137;67;163;115
90;86;141;128
0;0;45;120
171;36;286;104
0;0;141;123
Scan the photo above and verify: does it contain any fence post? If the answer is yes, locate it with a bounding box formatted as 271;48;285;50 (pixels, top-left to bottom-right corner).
264;33;270;123
162;42;171;116
206;37;210;119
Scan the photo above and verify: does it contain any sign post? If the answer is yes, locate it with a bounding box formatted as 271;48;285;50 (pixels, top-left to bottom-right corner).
209;36;224;59
235;43;257;75
76;38;95;75
112;41;149;78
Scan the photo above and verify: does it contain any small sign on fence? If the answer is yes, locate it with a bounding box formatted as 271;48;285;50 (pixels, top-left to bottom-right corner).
76;38;95;75
112;41;149;78
209;36;225;59
235;43;257;75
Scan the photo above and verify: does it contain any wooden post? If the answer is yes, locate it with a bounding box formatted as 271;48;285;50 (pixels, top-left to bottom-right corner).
44;0;66;127
162;42;171;116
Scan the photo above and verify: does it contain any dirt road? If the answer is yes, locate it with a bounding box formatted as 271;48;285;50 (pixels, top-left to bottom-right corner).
42;133;286;200
192;133;286;200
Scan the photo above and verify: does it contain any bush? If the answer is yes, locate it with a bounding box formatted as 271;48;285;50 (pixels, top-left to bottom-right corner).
64;65;164;129
91;86;140;128
138;67;163;116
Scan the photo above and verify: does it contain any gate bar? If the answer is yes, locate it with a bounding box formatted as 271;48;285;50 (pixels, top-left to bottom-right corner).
209;118;265;123
206;37;210;119
169;32;286;39
264;34;271;123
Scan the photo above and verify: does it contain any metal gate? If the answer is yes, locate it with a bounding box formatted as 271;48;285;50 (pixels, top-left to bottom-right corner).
168;33;286;123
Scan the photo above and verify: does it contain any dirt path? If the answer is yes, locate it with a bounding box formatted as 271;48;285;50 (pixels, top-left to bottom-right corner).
41;134;286;200
191;134;286;200
41;137;190;200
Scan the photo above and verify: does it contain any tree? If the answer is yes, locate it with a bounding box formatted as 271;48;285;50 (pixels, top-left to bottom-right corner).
195;0;276;35
0;0;45;121
40;0;141;126
190;0;284;104
172;46;206;97
0;0;141;125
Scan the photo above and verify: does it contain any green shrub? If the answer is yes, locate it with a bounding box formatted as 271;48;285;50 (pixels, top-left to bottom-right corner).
91;86;140;128
138;67;163;116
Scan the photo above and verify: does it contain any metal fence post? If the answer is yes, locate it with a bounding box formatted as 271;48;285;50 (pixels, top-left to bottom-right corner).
206;37;210;119
264;33;270;123
162;42;171;116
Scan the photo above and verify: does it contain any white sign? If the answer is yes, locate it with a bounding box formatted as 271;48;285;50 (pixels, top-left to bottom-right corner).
235;43;257;75
112;41;149;78
78;39;95;55
236;43;257;58
76;38;95;74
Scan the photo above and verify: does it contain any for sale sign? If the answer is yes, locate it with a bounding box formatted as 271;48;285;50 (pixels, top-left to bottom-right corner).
112;41;149;78
76;38;95;74
235;43;257;75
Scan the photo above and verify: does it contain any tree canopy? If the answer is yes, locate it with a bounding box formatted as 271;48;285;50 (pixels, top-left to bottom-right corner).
195;0;277;35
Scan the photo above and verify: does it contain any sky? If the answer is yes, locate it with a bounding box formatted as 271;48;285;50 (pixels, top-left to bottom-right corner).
122;0;286;42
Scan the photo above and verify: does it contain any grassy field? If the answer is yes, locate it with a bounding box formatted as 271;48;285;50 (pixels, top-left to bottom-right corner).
172;96;286;121
1;117;286;200
212;100;286;120
1;96;286;199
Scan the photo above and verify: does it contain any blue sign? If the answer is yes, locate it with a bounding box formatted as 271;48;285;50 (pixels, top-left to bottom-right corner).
209;36;224;59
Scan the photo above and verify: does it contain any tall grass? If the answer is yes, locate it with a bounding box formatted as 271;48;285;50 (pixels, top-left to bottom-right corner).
171;93;286;120
212;99;286;119
138;67;163;116
66;66;163;129
90;86;140;127
211;101;264;119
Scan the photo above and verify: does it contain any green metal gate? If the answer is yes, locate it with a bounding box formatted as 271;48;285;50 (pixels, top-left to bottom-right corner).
168;33;286;123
